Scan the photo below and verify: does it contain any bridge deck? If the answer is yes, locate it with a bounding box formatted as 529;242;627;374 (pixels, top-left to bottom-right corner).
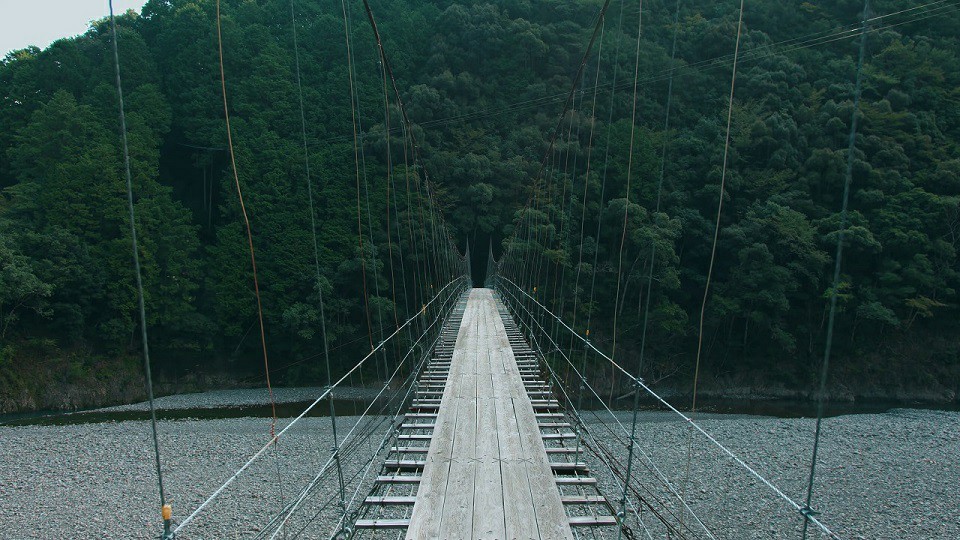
406;288;573;539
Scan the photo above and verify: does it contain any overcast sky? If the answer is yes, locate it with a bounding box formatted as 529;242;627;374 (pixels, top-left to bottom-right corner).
1;0;149;57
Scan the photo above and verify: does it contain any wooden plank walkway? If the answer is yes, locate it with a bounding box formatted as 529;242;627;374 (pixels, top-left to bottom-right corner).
406;288;574;540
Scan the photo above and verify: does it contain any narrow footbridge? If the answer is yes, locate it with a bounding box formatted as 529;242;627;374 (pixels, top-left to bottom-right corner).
106;0;863;536
356;288;614;537
166;279;840;540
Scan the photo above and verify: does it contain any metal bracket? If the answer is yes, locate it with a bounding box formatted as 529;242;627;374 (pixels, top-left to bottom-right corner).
800;506;821;519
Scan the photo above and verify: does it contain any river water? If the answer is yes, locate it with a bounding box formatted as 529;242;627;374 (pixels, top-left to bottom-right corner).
2;390;956;426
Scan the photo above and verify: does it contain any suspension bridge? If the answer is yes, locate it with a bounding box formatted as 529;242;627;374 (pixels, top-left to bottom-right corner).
88;0;926;536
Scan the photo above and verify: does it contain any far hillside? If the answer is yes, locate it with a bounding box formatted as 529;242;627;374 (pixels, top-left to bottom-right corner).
1;0;958;413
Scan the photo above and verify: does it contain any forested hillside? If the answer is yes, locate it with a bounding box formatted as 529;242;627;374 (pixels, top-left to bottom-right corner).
1;0;958;412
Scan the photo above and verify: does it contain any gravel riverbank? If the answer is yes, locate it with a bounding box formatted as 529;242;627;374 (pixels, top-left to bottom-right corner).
1;408;956;539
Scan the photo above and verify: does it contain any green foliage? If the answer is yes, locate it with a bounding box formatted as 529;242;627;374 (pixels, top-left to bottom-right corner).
0;0;958;403
491;0;960;394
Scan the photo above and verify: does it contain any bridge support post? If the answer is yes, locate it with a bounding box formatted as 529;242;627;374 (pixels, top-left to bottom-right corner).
616;378;644;540
326;386;347;518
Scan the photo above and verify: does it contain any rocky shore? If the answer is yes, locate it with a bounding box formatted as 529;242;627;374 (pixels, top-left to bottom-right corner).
1;401;956;539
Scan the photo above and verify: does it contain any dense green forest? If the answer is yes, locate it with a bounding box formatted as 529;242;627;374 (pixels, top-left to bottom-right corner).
1;0;958;412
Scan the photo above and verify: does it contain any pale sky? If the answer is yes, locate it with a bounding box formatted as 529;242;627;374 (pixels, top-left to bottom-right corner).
1;0;149;57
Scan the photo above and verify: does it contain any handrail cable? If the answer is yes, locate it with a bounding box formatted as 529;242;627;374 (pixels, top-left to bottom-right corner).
500;287;706;540
497;285;717;540
285;294;469;539
263;288;462;538
172;276;464;533
497;276;839;538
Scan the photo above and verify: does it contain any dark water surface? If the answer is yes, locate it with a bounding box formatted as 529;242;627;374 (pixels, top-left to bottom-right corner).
639;396;959;418
0;398;372;427
2;394;956;427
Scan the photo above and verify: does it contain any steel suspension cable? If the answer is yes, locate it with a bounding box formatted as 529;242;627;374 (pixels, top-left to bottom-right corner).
533;0;614;189
634;0;681;386
569;19;606;353
172;277;462;534
380;59;402;331
498;285;716;539
215;1;290;531
801;2;870;538
215;0;278;437
611;6;649;536
359;0;463;286
106;3;171;537
265;291;458;538
512;0;616;319
288;0;349;522
344;4;391;378
497;276;839;537
610;0;645;398
340;0;376;358
583;0;627;360
682;2;745;527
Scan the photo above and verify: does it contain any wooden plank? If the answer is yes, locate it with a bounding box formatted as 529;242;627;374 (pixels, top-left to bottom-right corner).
408;293;477;539
391;447;429;453
438;366;479;537
365;496;418;505
554;477;597;485
560;495;607;504
406;367;463;538
383;460;426;470
511;396;573;540
489;294;573;540
496;400;539;540
568;516;618;526
376;475;421;483
472;354;506;538
355;519;411;529
488;309;541;540
396;434;433;441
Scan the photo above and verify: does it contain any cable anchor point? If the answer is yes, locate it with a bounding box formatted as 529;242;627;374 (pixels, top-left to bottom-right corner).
800;505;822;520
160;504;175;539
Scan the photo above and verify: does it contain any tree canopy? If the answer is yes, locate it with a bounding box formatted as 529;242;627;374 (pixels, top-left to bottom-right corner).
1;0;958;410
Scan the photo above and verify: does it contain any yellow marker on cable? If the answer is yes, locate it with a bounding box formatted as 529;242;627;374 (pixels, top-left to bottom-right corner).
585;329;590;337
162;504;172;520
